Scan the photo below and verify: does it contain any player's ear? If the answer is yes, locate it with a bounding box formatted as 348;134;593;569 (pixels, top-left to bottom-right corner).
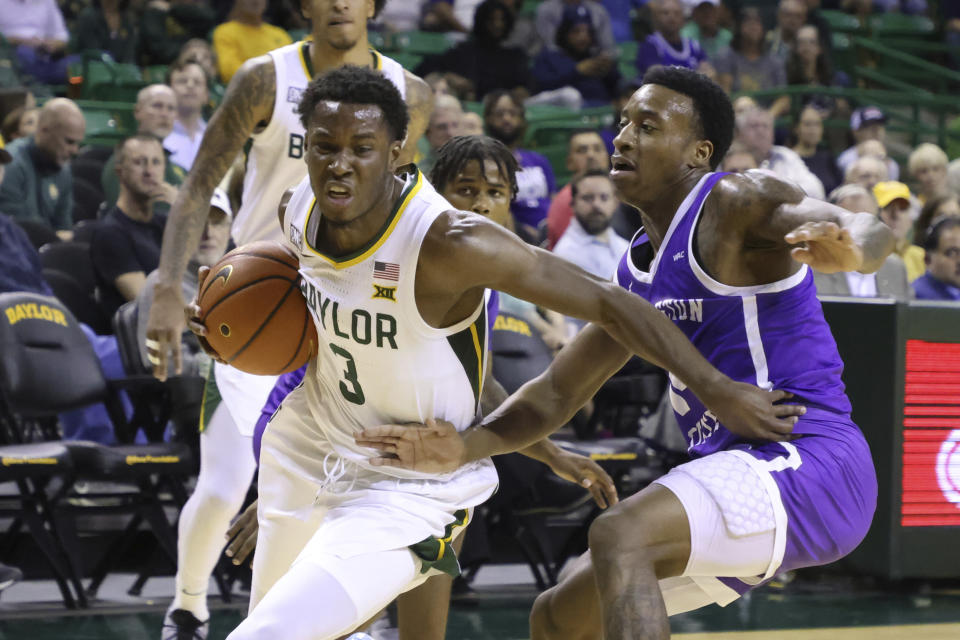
691;139;713;169
367;0;376;20
388;139;403;169
300;0;310;21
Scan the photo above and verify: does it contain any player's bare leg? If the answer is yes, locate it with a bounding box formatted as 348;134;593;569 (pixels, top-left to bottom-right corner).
395;530;466;640
588;485;691;640
529;552;601;640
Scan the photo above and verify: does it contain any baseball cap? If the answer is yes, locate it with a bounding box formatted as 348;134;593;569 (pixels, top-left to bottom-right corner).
561;4;592;26
850;106;886;131
209;187;233;219
0;138;12;164
873;181;911;208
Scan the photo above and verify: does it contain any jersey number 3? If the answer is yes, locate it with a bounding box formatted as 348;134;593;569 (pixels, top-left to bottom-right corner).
329;343;365;405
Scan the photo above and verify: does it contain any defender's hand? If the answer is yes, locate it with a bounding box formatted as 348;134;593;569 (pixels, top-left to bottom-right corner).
546;450;619;509
225;500;258;567
785;221;864;274
354;419;466;474
145;283;187;381
706;380;806;442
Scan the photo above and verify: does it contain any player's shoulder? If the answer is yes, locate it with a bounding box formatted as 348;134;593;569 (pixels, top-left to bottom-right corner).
223;54;277;102
422;209;507;259
711;169;805;216
402;69;433;113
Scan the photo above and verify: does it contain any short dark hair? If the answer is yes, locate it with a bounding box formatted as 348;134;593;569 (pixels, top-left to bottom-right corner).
483;89;524;122
297;66;408;142
915;193;959;247
568;128;604;150
114;133;165;166
374;0;387;17
923;216;960;253
570;168;611;199
642;66;734;170
473;0;514;43
429;135;519;201
166;58;208;85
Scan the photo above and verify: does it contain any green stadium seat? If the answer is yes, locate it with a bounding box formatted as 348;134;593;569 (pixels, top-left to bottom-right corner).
79;53;145;102
537;143;573;187
869;13;935;37
385;52;423;72
77;101;136;146
820;10;863;34
142;65;169;84
369;30;387;51
388;31;454;56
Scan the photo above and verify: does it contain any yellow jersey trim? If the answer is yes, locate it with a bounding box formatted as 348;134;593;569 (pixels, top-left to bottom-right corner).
303;170;423;269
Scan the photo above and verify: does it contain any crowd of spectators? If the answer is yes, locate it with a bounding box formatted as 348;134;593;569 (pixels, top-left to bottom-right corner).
0;0;959;455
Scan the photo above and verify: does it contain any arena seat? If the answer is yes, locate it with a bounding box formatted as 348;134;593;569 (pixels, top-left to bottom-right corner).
41;268;110;336
0;442;82;607
0;292;196;602
71;178;106;222
13;218;59;250
39;241;97;295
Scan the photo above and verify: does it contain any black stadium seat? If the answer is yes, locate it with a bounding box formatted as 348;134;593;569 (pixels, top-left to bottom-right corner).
0;292;196;600
72;179;105;223
39;241;97;294
13;218;59;250
42;268;110;335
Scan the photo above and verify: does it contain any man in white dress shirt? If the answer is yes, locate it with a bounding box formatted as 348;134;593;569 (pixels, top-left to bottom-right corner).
554;169;629;329
736;107;825;199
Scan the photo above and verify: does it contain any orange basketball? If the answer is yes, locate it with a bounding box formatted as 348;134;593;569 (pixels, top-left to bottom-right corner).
196;241;317;375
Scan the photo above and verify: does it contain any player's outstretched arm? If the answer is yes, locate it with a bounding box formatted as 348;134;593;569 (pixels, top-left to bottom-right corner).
398;72;434;165
146;57;276;380
722;171;895;275
357;213;805;470
480;360;618;508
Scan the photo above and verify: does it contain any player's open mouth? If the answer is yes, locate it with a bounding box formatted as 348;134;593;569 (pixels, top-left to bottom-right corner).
328;19;351;27
610;156;635;174
326;185;352;201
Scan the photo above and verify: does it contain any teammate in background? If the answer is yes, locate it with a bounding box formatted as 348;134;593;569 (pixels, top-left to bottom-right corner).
356;66;895;640
149;1;432;638
221;65;801;640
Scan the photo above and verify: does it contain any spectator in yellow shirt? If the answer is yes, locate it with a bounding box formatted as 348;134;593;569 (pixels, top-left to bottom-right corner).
212;0;292;83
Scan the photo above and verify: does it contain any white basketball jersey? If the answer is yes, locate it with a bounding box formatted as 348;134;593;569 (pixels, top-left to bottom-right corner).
231;42;408;246
282;169;497;482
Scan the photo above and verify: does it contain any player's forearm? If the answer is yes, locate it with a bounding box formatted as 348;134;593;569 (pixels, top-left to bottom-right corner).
518;438;564;466
847;211;896;274
596;286;727;404
156;181;220;288
464;378;573;463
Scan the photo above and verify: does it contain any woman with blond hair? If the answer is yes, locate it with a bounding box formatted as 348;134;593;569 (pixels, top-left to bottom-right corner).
908;142;949;203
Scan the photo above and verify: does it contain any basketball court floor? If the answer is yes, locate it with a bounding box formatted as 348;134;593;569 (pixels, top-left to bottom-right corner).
0;567;958;639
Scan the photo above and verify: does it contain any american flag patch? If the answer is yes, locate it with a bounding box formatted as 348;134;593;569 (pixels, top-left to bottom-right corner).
373;261;400;281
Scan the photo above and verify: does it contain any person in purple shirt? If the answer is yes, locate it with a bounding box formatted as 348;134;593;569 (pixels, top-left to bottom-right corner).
636;0;711;82
483;90;556;242
913;217;960;301
356;67;895;640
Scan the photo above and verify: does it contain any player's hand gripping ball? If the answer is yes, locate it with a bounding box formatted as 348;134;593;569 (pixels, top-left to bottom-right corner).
195;241;317;375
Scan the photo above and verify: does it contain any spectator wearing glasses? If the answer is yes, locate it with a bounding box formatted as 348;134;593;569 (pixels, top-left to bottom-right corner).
913;217;960;301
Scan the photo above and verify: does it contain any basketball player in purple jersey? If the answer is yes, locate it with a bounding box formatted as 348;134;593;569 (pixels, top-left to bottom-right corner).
355;66;895;640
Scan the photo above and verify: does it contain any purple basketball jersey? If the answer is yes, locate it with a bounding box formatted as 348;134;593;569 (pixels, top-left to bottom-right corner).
616;172;876;576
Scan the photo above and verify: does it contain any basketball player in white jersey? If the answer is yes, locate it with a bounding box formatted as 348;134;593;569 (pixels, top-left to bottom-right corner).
148;2;432;638
222;66;797;640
